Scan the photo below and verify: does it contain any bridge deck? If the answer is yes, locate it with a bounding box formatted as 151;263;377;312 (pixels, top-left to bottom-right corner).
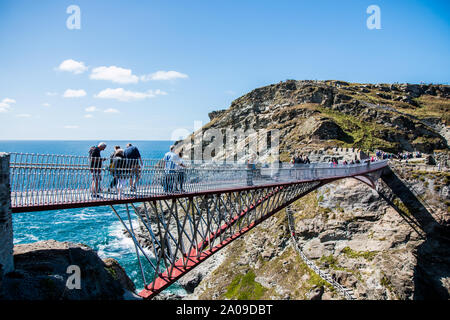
7;153;388;212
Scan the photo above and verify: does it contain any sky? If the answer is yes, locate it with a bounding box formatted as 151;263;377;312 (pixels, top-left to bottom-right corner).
0;0;449;140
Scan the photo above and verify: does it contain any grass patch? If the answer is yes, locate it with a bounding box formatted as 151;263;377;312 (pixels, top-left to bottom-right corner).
105;266;118;280
224;269;267;300
414;95;450;123
341;247;378;261
315;106;399;152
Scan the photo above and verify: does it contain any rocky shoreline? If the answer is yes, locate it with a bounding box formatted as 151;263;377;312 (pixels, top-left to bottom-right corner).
0;240;140;300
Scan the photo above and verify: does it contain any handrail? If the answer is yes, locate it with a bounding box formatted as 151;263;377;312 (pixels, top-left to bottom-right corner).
6;152;388;210
286;206;356;300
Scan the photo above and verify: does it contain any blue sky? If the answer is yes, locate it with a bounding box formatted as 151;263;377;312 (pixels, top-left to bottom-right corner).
0;0;449;140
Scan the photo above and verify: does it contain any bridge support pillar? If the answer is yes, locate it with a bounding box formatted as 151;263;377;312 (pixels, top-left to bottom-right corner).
0;153;14;280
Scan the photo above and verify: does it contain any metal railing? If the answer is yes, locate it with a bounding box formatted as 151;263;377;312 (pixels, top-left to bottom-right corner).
286;206;356;300
7;152;388;209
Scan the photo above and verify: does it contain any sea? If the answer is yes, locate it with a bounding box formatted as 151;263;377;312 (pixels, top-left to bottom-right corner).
0;140;186;294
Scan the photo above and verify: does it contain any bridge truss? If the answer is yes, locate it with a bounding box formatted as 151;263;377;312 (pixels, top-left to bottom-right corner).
111;181;323;299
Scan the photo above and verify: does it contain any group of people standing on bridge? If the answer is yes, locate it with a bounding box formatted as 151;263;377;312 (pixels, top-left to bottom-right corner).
162;145;187;192
290;153;311;166
88;142;187;197
89;142;143;197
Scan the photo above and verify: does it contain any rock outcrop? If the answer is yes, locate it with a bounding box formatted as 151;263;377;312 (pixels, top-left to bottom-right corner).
185;170;449;300
0;240;139;300
176;80;449;160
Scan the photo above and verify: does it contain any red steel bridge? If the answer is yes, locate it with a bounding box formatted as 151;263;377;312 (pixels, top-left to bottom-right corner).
8;153;389;299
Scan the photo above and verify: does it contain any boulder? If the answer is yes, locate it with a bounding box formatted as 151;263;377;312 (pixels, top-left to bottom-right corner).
0;240;135;300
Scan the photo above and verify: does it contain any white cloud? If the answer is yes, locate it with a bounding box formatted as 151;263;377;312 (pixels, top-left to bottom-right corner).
16;113;31;118
104;108;120;113
84;114;94;118
0;98;16;112
85;106;99;112
95;88;167;102
42;103;51;107
63;89;87;98
64;125;79;129
2;98;16;104
57;59;88;74
90;66;139;84
141;70;188;81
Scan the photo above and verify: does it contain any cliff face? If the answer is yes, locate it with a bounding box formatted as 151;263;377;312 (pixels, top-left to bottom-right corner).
185;167;449;300
171;80;450;300
176;80;449;160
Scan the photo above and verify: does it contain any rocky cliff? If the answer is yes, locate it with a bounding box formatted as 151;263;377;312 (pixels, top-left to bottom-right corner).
175;80;449;160
169;80;450;300
182;165;449;300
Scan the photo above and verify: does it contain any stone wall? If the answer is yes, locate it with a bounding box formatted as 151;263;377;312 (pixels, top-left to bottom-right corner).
0;153;13;278
306;147;368;163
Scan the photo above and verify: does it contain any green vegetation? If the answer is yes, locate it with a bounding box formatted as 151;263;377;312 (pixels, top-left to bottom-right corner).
318;255;345;272
318;255;358;277
393;198;411;216
415;95;450;123
380;272;397;298
291;191;320;220
224;269;267;300
307;269;333;291
341;246;378;261
105;266;118;280
316;106;399;152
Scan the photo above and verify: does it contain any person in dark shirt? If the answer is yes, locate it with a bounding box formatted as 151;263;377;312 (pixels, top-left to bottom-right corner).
124;143;143;191
246;153;257;186
108;146;121;191
89;142;107;197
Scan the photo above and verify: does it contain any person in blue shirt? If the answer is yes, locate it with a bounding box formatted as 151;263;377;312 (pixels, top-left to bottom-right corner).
124;143;143;191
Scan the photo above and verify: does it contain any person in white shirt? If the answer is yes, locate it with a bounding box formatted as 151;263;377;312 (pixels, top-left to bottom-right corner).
163;145;183;192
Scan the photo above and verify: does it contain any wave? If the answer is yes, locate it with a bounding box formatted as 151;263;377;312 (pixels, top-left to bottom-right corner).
97;219;154;260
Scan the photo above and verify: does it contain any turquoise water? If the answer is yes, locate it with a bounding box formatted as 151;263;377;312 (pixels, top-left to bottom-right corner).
0;140;185;294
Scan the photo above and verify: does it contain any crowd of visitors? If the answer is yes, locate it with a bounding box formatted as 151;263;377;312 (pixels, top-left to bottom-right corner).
89;142;437;198
290;153;311;166
88;142;188;197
